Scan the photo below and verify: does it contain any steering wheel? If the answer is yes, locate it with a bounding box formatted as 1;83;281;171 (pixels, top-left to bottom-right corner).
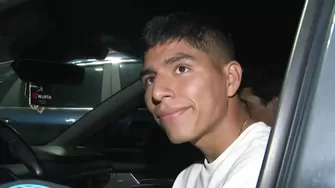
0;121;44;177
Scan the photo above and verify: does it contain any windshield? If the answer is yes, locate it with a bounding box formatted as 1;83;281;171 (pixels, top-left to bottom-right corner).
0;49;142;145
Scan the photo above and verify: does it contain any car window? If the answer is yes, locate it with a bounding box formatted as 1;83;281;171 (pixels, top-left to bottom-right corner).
0;62;141;108
0;63;17;104
83;108;158;149
13;65;104;108
0;51;143;145
119;63;143;89
82;106;203;178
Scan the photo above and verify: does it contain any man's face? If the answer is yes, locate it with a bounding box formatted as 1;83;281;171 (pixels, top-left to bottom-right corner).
142;41;241;144
240;87;277;126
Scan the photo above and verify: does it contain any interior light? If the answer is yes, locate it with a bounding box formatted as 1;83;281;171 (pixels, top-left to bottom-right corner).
95;67;103;71
104;57;123;61
76;59;137;66
9;184;50;188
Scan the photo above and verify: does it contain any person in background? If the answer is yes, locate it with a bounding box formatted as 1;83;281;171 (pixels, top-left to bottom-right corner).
140;12;271;188
240;66;285;126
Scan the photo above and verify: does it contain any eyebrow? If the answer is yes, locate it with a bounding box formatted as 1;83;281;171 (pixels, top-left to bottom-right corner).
140;69;155;80
140;53;195;80
163;53;195;65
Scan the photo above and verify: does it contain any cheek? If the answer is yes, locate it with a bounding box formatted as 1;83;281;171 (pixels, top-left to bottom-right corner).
179;74;227;119
144;89;154;110
178;76;209;105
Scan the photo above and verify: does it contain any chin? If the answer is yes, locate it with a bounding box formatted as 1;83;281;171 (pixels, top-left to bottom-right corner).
166;132;195;144
163;121;197;144
168;138;188;144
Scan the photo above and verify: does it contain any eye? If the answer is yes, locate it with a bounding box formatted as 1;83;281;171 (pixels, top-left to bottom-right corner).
144;76;155;88
175;65;189;74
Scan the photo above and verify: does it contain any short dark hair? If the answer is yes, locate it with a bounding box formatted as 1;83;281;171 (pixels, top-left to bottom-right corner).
253;78;283;105
141;12;235;62
241;65;285;105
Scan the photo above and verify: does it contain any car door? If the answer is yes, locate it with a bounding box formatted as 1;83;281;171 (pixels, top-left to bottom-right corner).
258;0;335;187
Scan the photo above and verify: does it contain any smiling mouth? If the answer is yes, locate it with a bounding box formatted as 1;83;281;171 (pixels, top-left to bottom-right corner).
158;107;189;122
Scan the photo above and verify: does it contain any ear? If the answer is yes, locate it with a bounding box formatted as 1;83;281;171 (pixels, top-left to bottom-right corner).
224;61;243;97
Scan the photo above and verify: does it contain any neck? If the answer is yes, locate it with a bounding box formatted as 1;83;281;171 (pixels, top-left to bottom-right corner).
194;98;254;163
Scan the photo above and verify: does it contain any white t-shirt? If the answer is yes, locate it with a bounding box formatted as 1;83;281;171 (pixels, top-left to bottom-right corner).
172;122;271;188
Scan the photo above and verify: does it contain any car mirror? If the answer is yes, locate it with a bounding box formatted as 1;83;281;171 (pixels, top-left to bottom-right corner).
11;59;85;85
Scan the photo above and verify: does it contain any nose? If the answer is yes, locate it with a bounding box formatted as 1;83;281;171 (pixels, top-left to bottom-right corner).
151;75;174;103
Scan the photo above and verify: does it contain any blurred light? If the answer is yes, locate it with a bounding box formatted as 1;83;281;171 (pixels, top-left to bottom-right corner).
95;67;103;71
69;49;140;66
9;184;50;188
105;56;123;61
76;58;137;66
65;118;76;123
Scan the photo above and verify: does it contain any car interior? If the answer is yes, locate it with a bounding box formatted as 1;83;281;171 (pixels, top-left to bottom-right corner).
0;0;322;188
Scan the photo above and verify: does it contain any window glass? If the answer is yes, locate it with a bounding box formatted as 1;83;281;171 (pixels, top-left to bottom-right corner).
83;107;203;178
119;63;142;89
0;64;17;103
49;65;104;108
0;51;143;145
83;108;158;149
15;65;104;108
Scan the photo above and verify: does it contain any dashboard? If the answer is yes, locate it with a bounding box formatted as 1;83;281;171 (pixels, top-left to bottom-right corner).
0;145;174;188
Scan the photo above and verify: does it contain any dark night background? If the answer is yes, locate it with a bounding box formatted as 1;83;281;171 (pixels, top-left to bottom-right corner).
0;0;305;74
0;0;308;182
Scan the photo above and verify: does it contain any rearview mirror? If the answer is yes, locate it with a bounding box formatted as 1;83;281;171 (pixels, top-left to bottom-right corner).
11;59;85;84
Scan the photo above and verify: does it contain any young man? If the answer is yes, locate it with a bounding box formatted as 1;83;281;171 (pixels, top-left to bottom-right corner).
140;12;271;188
240;66;284;126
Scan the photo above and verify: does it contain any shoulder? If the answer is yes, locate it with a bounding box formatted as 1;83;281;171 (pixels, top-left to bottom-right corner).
173;162;203;188
221;148;266;188
220;122;270;188
236;122;270;169
244;122;271;146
